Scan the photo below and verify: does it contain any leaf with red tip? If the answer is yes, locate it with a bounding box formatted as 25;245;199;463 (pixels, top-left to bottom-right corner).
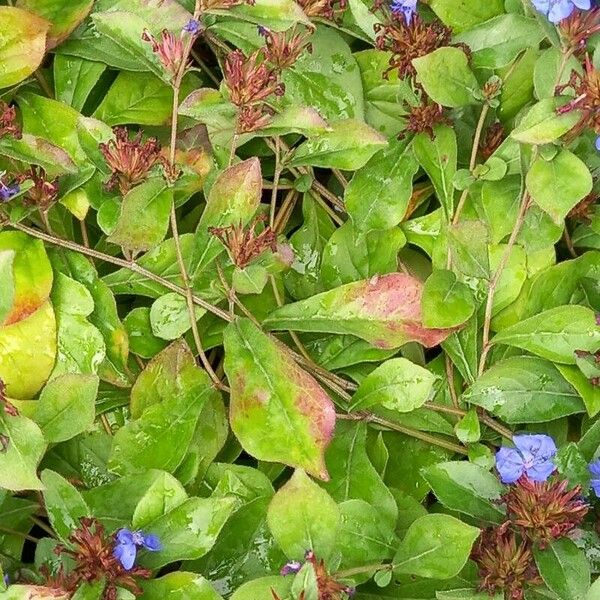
223;318;335;480
264;273;455;349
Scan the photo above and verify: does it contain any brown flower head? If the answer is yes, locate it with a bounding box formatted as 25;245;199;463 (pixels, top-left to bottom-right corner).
556;55;600;141
259;25;313;70
502;476;589;547
210;215;277;269
18;166;59;212
559;8;600;55
372;10;452;80
142;29;186;79
0;378;18;417
57;517;151;600
0;101;21;139
296;0;347;20
404;97;450;139
305;550;355;600
99;127;164;195
480;121;505;160
472;528;542;600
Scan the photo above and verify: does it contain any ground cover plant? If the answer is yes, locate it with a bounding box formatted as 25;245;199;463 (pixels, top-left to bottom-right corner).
0;0;600;598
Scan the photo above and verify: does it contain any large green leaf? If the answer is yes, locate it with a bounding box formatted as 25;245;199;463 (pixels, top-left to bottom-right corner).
0;7;50;88
54;56;107;112
462;356;585;423
345;138;419;233
429;0;504;32
267;469;340;560
526;150;593;224
140;573;224;600
492;305;600;364
265;273;455;349
393;514;480;579
223;318;336;480
421;462;505;524
109;341;219;475
350;358;437;413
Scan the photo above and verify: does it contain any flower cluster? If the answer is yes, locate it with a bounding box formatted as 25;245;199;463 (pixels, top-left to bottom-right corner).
224;28;311;133
50;518;159;599
99;127;165;195
532;0;591;24
210;215;277;269
474;434;596;598
18;166;59;212
559;7;600;54
277;550;355;599
0;101;21;139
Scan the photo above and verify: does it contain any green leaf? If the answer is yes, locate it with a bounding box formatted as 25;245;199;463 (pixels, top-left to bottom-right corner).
139;496;236;569
557;364;600;417
223;318;336;480
0;413;47;491
283;26;364;121
107;178;173;254
0;301;57;400
288;119;387;170
345;138;419;233
109;341;219;475
34;374;99;443
0;231;53;327
41;470;89;543
454;409;481;444
412;47;479;108
132;472;188;529
322;421;398;528
54;56;107;112
534;538;590;600
511;97;581;145
265;273;455;349
230;577;291;600
213;0;311;30
412;125;457;218
492;306;600;364
393;514;480;579
526;150;593;224
454;15;543;69
421;462;505;524
422;270;476;328
267;469;340;560
124;307;168;359
350;358;437;413
16;0;92;49
150;292;206;341
429;0;504;33
462;356;585;423
140;572;224;600
0;7;50;88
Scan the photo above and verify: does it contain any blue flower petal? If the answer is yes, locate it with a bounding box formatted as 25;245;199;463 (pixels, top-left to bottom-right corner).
595;136;600;151
513;434;557;460
142;533;162;552
589;459;600;477
116;528;135;545
548;0;575;22
591;477;600;497
114;541;137;570
531;0;551;13
526;460;556;482
573;0;591;9
496;447;525;483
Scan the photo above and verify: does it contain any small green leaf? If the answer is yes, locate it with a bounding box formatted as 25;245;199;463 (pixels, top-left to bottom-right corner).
267;469;340;560
422;270;476;328
412;47;479;108
454;409;481;444
429;0;504;32
150;292;206;341
393;514;480;579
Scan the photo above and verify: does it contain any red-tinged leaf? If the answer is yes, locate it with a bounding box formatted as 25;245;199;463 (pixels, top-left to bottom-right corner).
264;273;455;349
223;317;335;480
16;0;93;49
0;7;50;89
0;231;53;327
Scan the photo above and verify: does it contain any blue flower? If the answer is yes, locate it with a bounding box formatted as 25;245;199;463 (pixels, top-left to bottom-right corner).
531;0;591;23
280;560;303;576
390;0;417;21
113;528;161;570
183;19;202;35
257;25;270;37
3;574;8;587
0;180;19;202
589;459;600;497
495;434;557;484
595;135;600;151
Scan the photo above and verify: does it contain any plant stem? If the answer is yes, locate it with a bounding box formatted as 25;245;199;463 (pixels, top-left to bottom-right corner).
270;137;282;227
0;525;39;543
445;354;460;408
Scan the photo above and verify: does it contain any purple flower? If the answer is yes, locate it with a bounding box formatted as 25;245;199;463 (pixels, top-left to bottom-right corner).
589;459;600;497
531;0;591;23
495;434;557;484
113;528;161;570
3;574;8;587
183;19;202;35
0;180;19;202
390;0;417;21
280;560;303;576
257;25;270;37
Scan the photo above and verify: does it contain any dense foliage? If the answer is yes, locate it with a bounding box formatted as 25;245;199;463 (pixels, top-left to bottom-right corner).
0;0;600;598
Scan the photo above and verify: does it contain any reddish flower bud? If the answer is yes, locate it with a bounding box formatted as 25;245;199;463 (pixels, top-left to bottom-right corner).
404;98;450;139
296;0;347;20
261;26;313;70
0;101;21;139
18;166;59;212
142;29;186;79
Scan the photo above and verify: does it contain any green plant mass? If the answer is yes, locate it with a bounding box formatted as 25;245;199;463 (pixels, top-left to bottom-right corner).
1;0;600;598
